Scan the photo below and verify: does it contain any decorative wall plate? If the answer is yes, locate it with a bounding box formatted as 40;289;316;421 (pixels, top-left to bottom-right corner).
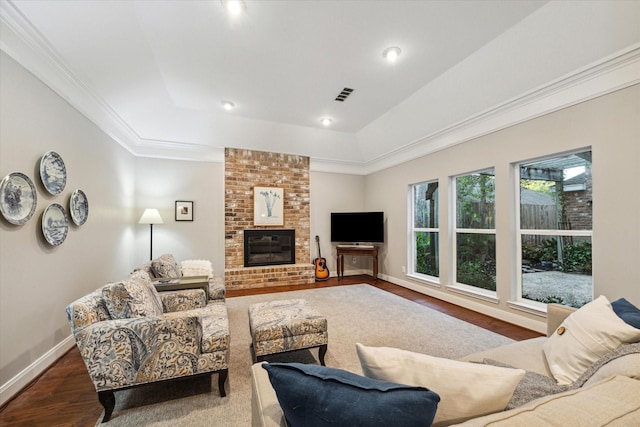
42;203;69;246
69;189;89;226
40;151;67;195
0;172;37;225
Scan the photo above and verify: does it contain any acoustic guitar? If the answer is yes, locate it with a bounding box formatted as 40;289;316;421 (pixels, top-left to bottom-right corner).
313;235;330;281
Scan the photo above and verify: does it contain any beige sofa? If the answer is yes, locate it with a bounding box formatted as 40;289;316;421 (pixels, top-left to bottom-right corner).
251;303;640;426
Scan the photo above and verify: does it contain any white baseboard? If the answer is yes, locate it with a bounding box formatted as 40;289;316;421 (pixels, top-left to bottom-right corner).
329;268;370;278
0;335;75;407
378;273;547;334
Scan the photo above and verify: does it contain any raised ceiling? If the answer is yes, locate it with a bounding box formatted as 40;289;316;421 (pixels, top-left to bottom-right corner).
2;1;639;173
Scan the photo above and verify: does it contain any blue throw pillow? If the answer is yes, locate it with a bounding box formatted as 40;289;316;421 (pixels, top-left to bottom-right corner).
263;363;439;427
611;298;640;329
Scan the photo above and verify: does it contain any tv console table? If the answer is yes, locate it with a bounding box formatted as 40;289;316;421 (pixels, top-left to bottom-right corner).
336;245;379;282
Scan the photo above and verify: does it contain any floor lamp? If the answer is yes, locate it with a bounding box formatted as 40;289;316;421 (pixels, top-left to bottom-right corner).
139;209;163;260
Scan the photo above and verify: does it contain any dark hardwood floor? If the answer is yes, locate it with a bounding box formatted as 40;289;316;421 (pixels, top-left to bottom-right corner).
0;275;541;426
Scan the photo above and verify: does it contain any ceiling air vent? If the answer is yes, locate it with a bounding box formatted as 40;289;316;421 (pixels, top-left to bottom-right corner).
335;88;354;102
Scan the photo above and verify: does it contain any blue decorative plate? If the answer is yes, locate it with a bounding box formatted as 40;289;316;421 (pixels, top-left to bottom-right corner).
40;151;67;195
69;189;89;226
42;203;69;246
0;172;37;225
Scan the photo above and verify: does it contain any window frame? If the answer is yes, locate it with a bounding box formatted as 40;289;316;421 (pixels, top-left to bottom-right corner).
512;148;593;311
407;179;440;284
449;168;498;301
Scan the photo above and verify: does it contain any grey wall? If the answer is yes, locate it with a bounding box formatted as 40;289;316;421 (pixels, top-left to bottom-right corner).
310;171;366;273
0;52;136;388
0;54;230;402
133;157;225;274
365;84;640;330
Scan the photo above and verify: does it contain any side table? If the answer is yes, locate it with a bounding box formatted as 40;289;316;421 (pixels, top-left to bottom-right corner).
336;245;378;281
153;275;210;300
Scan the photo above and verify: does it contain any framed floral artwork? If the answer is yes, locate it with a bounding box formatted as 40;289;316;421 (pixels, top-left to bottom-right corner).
254;187;283;226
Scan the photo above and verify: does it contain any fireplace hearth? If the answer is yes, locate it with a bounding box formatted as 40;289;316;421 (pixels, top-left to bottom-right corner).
244;229;295;267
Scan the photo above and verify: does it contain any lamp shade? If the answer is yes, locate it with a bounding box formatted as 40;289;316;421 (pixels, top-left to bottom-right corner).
139;209;164;224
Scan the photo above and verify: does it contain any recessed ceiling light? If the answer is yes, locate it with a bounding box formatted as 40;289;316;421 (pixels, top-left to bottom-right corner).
320;118;332;127
222;101;235;111
222;0;245;15
382;46;401;62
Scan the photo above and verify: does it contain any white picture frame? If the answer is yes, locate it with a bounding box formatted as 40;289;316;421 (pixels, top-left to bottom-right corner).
175;200;194;221
254;187;283;226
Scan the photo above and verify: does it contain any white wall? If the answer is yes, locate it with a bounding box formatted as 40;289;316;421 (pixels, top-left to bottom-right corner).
310;171;366;274
366;84;640;331
133;157;225;275
0;52;136;400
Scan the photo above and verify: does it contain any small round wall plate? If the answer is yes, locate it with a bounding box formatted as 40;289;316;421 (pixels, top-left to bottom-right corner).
69;189;89;226
42;203;69;246
40;151;67;195
0;172;37;225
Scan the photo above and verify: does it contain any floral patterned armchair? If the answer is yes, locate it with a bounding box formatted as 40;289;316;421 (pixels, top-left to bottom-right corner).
65;275;229;422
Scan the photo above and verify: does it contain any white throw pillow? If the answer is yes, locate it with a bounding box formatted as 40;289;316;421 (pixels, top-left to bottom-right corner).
542;295;640;385
356;343;525;426
180;259;213;278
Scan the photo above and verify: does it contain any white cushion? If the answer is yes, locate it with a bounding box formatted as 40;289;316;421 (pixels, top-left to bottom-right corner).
356;343;525;426
543;295;640;385
180;259;213;278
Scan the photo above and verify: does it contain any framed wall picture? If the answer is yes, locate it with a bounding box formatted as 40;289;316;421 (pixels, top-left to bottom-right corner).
175;200;194;221
254;187;283;226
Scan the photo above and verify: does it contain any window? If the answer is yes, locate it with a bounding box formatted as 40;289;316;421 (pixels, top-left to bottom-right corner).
409;180;439;279
517;150;592;308
453;169;496;293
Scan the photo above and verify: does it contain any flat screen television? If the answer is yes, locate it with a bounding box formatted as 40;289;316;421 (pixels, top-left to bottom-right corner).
330;211;384;243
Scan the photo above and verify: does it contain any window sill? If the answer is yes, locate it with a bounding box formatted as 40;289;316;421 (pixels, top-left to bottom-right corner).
507;300;547;317
445;284;499;304
406;273;441;288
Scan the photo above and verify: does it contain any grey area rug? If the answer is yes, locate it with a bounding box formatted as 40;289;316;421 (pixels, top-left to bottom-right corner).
98;284;514;426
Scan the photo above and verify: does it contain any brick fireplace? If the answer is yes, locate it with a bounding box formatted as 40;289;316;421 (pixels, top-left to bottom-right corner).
224;148;314;290
244;229;296;267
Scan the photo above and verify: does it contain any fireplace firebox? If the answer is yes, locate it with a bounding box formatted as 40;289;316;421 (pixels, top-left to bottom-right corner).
244;229;296;267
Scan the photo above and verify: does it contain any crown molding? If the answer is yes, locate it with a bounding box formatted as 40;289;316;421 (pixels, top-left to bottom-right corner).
134;139;224;163
309;157;368;175
359;44;640;175
2;0;638;176
0;0;142;156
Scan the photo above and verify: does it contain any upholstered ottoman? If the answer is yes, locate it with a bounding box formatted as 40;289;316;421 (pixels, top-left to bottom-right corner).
248;299;328;365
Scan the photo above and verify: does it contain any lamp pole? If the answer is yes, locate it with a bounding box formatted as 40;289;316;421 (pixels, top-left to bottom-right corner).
149;223;154;261
139;209;163;261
